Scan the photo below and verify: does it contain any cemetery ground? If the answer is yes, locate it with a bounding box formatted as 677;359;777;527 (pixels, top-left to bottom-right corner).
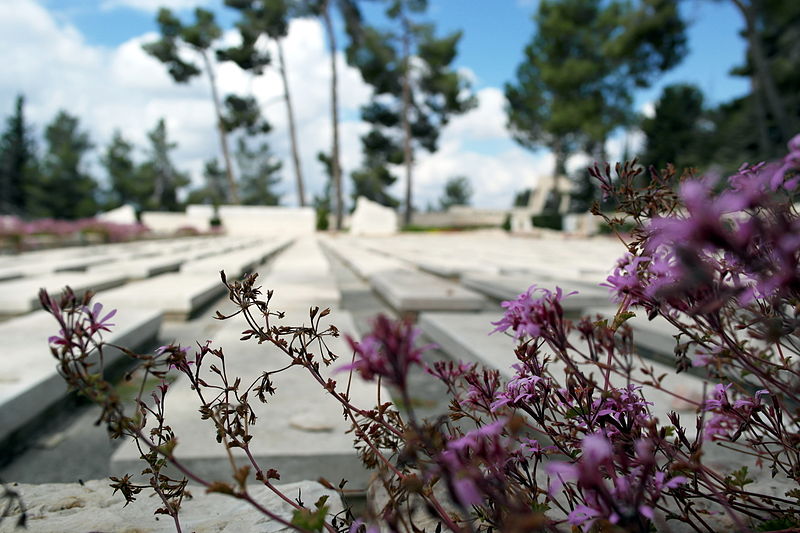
0;230;792;531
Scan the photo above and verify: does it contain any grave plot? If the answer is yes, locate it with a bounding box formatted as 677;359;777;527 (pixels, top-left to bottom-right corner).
99;273;230;321
319;237;409;278
461;272;611;313
180;237;292;278
0;308;162;448
0;272;129;317
95;238;293;320
370;268;486;313
350;238;500;277
418;311;707;438
88;254;183;280
252;236;341;310
110;310;383;489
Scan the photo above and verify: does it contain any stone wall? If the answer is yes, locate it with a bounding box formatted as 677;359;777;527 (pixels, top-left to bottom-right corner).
410;206;508;228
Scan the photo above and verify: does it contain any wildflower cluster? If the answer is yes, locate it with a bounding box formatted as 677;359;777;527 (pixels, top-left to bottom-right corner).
28;137;800;532
0;215;149;250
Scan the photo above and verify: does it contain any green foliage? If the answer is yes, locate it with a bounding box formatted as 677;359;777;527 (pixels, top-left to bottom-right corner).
531;213;562;231
0;95;36;215
26;111;97;219
513;188;531;207
101;130;147;212
221;95;272;135
143;7;222;83
290;495;329;532
501;213;511;232
640;83;710;171
505;0;687;172
439;176;472;210
235;137;281;206
186;159;228;207
351;164;399;208
314;152;333;230
568;168;598;213
137;119;189;212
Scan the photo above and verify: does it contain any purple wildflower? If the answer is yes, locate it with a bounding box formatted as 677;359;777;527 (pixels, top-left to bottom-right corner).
491;285;575;342
343;314;430;388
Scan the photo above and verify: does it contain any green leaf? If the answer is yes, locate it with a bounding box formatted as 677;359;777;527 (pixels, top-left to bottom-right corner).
291;504;329;532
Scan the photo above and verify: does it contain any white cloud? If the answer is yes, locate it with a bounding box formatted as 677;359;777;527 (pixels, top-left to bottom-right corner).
100;0;210;12
444;87;509;141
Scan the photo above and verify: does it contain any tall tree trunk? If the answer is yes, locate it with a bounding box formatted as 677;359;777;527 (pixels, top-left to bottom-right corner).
276;39;306;207
201;50;239;204
553;139;567;176
322;2;343;230
751;76;771;155
732;0;791;144
401;14;413;227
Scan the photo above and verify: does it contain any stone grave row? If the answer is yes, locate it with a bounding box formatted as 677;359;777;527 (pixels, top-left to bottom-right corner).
0;236;289;318
0;235;226;280
319;237;487;313
336;233;622;282
100;237;293;320
0;237;296;450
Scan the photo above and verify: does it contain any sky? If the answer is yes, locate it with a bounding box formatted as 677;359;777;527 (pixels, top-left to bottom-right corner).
0;0;748;209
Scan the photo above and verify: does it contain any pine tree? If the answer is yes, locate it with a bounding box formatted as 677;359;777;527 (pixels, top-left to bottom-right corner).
101;130;147;211
27;111;97;219
0;95;36;215
236;137;282;205
143;7;239;203
640;84;709;171
223;0;307;206
186;158;228;206
505;0;687;175
299;0;363;228
137;119;189;212
439;176;472;210
347;0;475;223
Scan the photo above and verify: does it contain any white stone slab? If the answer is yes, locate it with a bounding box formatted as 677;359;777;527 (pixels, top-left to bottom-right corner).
111;311;384;488
0;479;342;533
461;273;611;312
0;272;128;316
141;211;200;234
419;312;706;435
89;255;183;280
100;273;228;320
180;238;292;278
96;204;138;224
218;206;315;236
254;237;340;309
0;308;162;445
370;269;485;312
319;238;409;279
349;196;398;236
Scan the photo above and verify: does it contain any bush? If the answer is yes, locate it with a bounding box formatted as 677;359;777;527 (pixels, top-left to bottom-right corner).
531;212;562;230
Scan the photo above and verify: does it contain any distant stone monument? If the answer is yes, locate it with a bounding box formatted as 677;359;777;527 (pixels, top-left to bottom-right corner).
96;204;137;225
527;174;573;215
509;174;573;233
349;196;399;236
